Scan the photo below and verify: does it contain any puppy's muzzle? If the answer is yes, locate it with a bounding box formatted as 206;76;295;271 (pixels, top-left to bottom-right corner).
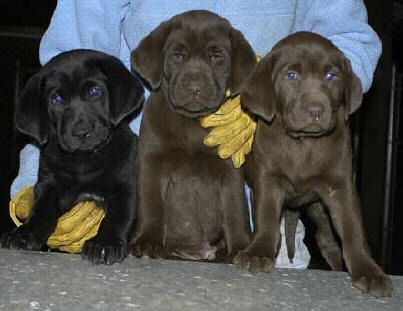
61;119;110;153
300;93;332;128
72;123;94;140
185;81;202;99
305;101;324;122
170;71;220;117
285;92;334;137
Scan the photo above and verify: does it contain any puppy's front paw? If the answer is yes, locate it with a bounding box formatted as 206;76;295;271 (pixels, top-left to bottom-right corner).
130;237;168;259
82;237;127;265
1;226;46;251
352;270;393;298
233;251;275;273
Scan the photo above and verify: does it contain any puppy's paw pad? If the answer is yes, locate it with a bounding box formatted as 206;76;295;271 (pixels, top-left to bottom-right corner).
1;228;44;251
233;251;274;273
82;237;127;265
352;272;393;297
130;240;168;259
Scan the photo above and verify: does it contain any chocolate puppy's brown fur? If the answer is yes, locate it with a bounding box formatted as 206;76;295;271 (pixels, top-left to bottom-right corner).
235;32;392;297
284;203;343;271
129;11;255;261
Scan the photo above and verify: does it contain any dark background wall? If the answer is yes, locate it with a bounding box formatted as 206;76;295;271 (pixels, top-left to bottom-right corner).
0;1;401;274
0;1;56;233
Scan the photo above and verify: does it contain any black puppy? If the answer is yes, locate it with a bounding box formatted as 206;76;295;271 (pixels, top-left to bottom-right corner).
1;50;144;265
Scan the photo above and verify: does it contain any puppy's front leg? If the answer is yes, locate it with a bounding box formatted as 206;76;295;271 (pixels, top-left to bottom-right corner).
306;202;343;271
1;183;61;251
234;177;284;273
129;160;168;259
81;187;135;265
318;180;393;297
221;177;251;260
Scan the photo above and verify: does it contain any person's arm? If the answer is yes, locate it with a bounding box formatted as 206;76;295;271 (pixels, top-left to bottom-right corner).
39;0;131;65
294;0;381;93
10;145;40;198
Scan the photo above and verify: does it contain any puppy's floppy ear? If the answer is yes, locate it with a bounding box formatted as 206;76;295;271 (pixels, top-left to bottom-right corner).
229;29;257;94
343;57;363;121
131;20;172;91
241;52;277;123
15;73;48;145
99;57;145;126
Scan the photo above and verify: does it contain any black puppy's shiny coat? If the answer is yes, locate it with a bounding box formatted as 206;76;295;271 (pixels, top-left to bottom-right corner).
130;11;256;261
1;50;144;265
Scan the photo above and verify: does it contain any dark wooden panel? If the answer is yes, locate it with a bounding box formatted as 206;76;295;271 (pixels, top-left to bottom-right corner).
358;0;393;268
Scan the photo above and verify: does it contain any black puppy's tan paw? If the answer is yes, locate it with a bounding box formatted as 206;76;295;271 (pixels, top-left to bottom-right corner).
1;227;46;251
82;237;127;265
352;271;393;298
233;251;275;273
130;238;168;259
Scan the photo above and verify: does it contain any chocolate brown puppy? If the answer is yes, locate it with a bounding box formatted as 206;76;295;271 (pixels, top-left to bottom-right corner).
235;32;392;297
129;10;255;261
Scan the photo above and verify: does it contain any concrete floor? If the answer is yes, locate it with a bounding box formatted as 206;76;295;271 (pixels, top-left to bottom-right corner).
0;249;401;310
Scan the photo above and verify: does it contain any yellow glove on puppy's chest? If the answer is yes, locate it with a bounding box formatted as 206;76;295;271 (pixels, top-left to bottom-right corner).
9;186;105;253
200;56;261;168
200;90;257;168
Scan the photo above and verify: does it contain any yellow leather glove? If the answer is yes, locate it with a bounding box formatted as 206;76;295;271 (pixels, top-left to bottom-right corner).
201;91;257;168
9;186;105;253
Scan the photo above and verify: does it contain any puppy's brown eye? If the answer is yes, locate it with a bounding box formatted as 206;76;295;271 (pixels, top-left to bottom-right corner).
88;85;104;98
52;93;64;105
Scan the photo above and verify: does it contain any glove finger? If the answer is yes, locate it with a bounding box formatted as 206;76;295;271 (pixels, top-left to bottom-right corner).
47;207;105;251
200;95;242;127
204;113;252;146
231;150;245;169
56;201;98;233
11;186;35;224
218;120;256;158
201;103;243;127
50;205;104;241
231;136;254;168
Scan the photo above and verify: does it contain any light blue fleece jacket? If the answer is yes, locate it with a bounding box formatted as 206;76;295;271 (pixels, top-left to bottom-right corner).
11;0;381;198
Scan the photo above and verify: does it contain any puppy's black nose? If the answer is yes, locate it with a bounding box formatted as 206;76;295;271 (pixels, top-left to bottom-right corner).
186;85;202;97
307;103;324;121
73;126;92;139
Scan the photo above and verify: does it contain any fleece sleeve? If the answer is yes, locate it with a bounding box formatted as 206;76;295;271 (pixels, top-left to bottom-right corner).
39;0;130;65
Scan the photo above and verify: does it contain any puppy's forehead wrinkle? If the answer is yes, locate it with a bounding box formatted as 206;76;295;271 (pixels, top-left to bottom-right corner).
275;47;342;75
45;67;106;95
45;71;71;90
166;26;230;53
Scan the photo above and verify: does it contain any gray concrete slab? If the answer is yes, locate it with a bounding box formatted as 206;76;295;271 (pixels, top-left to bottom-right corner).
0;249;401;310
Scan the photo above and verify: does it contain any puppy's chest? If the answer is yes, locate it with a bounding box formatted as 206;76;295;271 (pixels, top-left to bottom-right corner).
145;102;214;154
252;124;347;186
42;150;120;187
